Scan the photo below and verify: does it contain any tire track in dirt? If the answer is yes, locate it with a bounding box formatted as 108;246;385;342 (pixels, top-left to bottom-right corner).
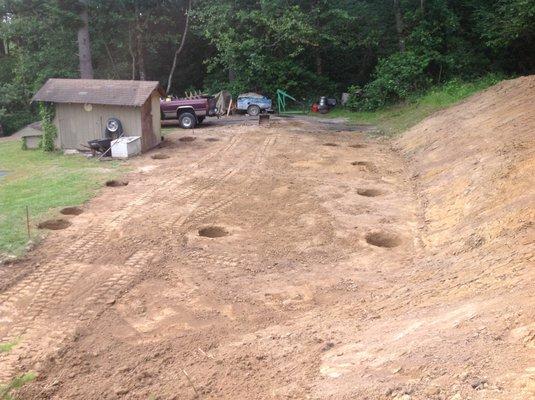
0;134;243;321
0;131;276;384
159;134;276;230
179;134;279;229
0;134;246;382
0;250;154;382
108;133;245;228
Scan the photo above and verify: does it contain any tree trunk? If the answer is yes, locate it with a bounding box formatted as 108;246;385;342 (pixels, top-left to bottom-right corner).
103;42;119;78
137;36;146;80
128;27;136;79
135;5;146;81
77;1;94;78
313;0;322;76
393;0;405;52
315;50;322;76
166;0;192;93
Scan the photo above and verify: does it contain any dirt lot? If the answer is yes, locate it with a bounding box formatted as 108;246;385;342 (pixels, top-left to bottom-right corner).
0;77;534;399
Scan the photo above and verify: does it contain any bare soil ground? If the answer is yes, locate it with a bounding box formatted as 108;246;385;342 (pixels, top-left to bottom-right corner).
0;77;534;400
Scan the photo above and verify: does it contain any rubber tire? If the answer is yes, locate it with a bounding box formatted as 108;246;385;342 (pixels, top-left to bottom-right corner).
247;105;261;116
105;118;123;137
179;112;197;129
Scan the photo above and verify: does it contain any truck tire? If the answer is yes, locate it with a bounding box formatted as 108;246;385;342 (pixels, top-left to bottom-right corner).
247;104;261;116
105;117;123;138
179;112;196;129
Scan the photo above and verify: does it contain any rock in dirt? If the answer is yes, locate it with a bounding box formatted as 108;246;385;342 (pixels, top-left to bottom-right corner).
470;378;487;390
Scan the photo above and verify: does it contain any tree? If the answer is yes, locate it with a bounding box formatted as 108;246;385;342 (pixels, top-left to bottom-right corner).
166;0;191;93
77;0;93;78
393;0;405;52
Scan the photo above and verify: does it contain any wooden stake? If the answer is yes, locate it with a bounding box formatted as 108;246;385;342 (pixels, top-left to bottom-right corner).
26;206;30;238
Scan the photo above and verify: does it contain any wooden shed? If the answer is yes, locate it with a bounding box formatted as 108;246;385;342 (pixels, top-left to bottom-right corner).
32;79;164;152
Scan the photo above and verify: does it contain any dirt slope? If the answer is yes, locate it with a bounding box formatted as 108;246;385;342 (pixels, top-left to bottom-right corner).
392;76;535;399
0;77;533;400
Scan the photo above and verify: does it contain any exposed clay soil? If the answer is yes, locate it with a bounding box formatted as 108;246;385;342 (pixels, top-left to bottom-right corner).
0;77;534;400
198;226;230;238
60;207;84;216
106;180;129;187
36;219;72;230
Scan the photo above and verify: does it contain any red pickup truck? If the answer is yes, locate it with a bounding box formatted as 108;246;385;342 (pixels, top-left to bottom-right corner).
160;96;217;129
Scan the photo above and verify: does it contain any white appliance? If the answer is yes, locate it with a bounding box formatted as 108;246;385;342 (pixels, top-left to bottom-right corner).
111;136;141;158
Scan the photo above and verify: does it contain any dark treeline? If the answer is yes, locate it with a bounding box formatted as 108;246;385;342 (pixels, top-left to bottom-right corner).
0;0;534;134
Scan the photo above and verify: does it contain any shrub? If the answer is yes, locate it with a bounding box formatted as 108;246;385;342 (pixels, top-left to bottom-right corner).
347;51;430;111
39;104;57;152
0;110;35;136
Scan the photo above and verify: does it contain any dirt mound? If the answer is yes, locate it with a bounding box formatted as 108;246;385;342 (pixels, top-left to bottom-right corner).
179;136;196;142
398;76;535;253
393;76;535;397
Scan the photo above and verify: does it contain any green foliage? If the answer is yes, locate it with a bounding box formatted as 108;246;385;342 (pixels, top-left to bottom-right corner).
348;51;430;110
0;0;532;123
0;57;35;135
38;105;57;152
0;372;37;400
194;0;360;98
327;75;503;135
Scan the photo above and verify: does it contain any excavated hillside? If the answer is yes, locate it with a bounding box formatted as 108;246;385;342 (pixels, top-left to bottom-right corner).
394;76;535;399
0;77;533;400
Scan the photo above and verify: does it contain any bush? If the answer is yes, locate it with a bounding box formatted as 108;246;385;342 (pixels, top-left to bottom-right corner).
0;110;35;136
39;104;57;152
347;51;430;111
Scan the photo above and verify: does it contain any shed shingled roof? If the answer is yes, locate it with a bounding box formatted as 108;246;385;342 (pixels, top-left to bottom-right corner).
32;79;165;107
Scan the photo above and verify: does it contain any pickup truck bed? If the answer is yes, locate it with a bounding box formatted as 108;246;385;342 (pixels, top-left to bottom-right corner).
160;96;217;129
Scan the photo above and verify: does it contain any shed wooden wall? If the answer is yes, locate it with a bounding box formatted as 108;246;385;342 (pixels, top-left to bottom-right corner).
151;92;161;139
138;92;162;152
54;90;161;152
56;103;141;150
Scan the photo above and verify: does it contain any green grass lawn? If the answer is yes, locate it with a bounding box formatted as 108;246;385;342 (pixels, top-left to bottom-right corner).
322;76;502;136
0;142;123;257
